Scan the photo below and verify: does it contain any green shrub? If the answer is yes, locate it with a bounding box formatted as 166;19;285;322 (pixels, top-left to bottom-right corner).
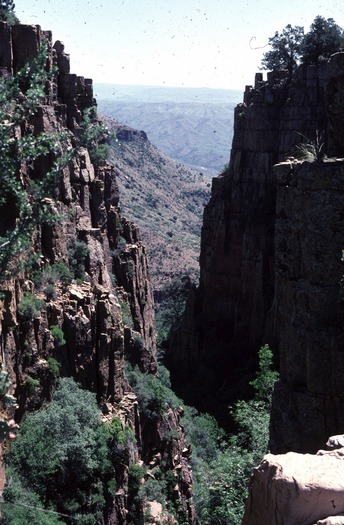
128;463;147;523
293;130;325;162
139;478;165;505
50;325;66;348
47;357;61;379
192;344;278;525
110;416;135;445
79;106;115;166
7;377;113;522
119;299;134;328
18;292;45;320
68;239;89;281
52;262;73;289
44;283;57;301
2;469;64;524
26;376;41;395
34;262;73;292
126;365;179;420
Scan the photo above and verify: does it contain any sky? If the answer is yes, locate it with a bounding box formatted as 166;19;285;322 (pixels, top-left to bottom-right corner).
15;0;344;90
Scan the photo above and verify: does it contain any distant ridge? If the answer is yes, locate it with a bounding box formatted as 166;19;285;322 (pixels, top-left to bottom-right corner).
94;83;243;104
96;84;242;176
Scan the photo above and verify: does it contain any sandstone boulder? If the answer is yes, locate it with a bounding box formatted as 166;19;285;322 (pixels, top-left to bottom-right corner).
242;450;344;525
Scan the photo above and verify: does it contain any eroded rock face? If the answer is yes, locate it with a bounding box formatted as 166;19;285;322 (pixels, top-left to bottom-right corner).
242;445;344;525
0;22;194;524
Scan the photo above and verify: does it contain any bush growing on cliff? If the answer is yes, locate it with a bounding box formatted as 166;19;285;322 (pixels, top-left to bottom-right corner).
2;472;64;524
68;239;89;281
0;0;19;24
261;16;344;80
50;325;66;348
79;106;115;166
260;24;304;81
18;292;45;320
126;364;180;420
302;16;344;66
5;377;114;523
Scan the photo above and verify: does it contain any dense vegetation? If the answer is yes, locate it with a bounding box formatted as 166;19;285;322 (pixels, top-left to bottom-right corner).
261;16;344;80
0;0;18;25
2;378;114;524
127;345;278;524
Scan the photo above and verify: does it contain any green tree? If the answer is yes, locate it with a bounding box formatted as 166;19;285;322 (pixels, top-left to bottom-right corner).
302;16;344;66
261;24;304;81
2;471;65;525
6;378;114;523
0;0;19;24
193;344;278;525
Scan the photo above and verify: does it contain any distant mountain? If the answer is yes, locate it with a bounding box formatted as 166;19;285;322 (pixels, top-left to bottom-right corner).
96;84;242;177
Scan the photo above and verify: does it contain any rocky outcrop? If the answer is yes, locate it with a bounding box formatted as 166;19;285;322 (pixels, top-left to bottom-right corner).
0;22;194;524
242;438;344;525
169;63;327;420
170;53;344;443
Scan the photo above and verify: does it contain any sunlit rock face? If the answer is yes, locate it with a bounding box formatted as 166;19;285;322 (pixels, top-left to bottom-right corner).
0;21;195;524
242;438;344;525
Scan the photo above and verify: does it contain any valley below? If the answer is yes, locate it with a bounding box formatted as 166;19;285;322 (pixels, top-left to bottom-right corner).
96;84;242;177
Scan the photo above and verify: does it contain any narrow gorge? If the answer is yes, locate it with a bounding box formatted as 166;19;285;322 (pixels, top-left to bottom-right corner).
2;15;344;525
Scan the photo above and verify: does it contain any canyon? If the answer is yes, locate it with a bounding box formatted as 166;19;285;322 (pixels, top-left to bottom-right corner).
1;14;344;525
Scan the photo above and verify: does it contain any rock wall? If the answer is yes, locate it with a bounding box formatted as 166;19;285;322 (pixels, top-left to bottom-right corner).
0;22;194;524
170;54;344;446
270;159;344;454
242;440;344;525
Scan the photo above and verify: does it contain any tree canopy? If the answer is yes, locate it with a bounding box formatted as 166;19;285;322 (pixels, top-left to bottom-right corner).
0;0;18;24
4;378;114;523
260;24;304;81
261;16;344;79
302;16;344;65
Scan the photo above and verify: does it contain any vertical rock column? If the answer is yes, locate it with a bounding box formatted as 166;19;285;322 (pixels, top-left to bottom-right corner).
270;160;344;453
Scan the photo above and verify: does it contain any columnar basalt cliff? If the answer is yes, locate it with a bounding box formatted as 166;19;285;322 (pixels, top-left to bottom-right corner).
0;22;195;524
170;55;344;451
270;159;344;454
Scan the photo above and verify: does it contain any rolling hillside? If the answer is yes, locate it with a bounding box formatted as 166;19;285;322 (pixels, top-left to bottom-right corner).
102;115;211;294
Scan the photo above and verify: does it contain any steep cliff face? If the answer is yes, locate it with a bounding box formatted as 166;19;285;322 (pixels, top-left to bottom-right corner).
170;55;344;449
0;22;194;524
270;159;344;454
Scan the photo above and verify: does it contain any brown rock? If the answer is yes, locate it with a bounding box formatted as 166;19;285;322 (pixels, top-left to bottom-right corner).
242;451;344;525
0;21;194;524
